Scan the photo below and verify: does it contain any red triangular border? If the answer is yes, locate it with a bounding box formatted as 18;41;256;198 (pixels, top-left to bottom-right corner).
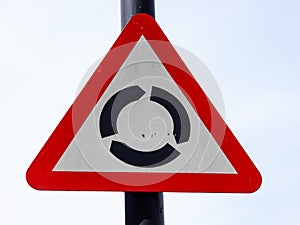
26;14;261;193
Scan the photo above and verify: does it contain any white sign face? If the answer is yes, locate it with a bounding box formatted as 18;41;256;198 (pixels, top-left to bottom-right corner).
53;36;236;186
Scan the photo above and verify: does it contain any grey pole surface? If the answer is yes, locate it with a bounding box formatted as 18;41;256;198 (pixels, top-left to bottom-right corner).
120;1;164;225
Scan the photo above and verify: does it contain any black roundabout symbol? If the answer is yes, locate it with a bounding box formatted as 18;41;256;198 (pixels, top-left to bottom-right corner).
99;85;190;167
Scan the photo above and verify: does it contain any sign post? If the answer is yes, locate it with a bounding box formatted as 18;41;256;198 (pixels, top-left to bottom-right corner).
121;2;164;225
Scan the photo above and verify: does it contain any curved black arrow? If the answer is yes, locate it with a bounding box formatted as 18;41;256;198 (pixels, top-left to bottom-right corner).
150;86;190;144
110;140;180;167
99;85;145;138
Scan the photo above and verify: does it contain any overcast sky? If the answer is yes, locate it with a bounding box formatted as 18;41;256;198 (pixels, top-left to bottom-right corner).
1;0;299;225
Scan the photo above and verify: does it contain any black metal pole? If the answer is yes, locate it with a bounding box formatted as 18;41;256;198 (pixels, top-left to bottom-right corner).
121;0;155;29
125;192;164;225
120;1;164;225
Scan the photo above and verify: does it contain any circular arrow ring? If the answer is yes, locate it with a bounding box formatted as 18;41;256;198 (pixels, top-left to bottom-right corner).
99;85;190;167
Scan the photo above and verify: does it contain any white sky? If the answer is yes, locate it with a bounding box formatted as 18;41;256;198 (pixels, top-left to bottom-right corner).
1;0;299;225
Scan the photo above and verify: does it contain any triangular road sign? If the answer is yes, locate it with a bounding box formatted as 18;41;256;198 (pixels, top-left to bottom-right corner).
26;14;261;193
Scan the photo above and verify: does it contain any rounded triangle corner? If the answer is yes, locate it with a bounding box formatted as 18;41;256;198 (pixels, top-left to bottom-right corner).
237;168;262;194
249;171;263;193
122;13;156;32
26;166;42;191
131;13;155;22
